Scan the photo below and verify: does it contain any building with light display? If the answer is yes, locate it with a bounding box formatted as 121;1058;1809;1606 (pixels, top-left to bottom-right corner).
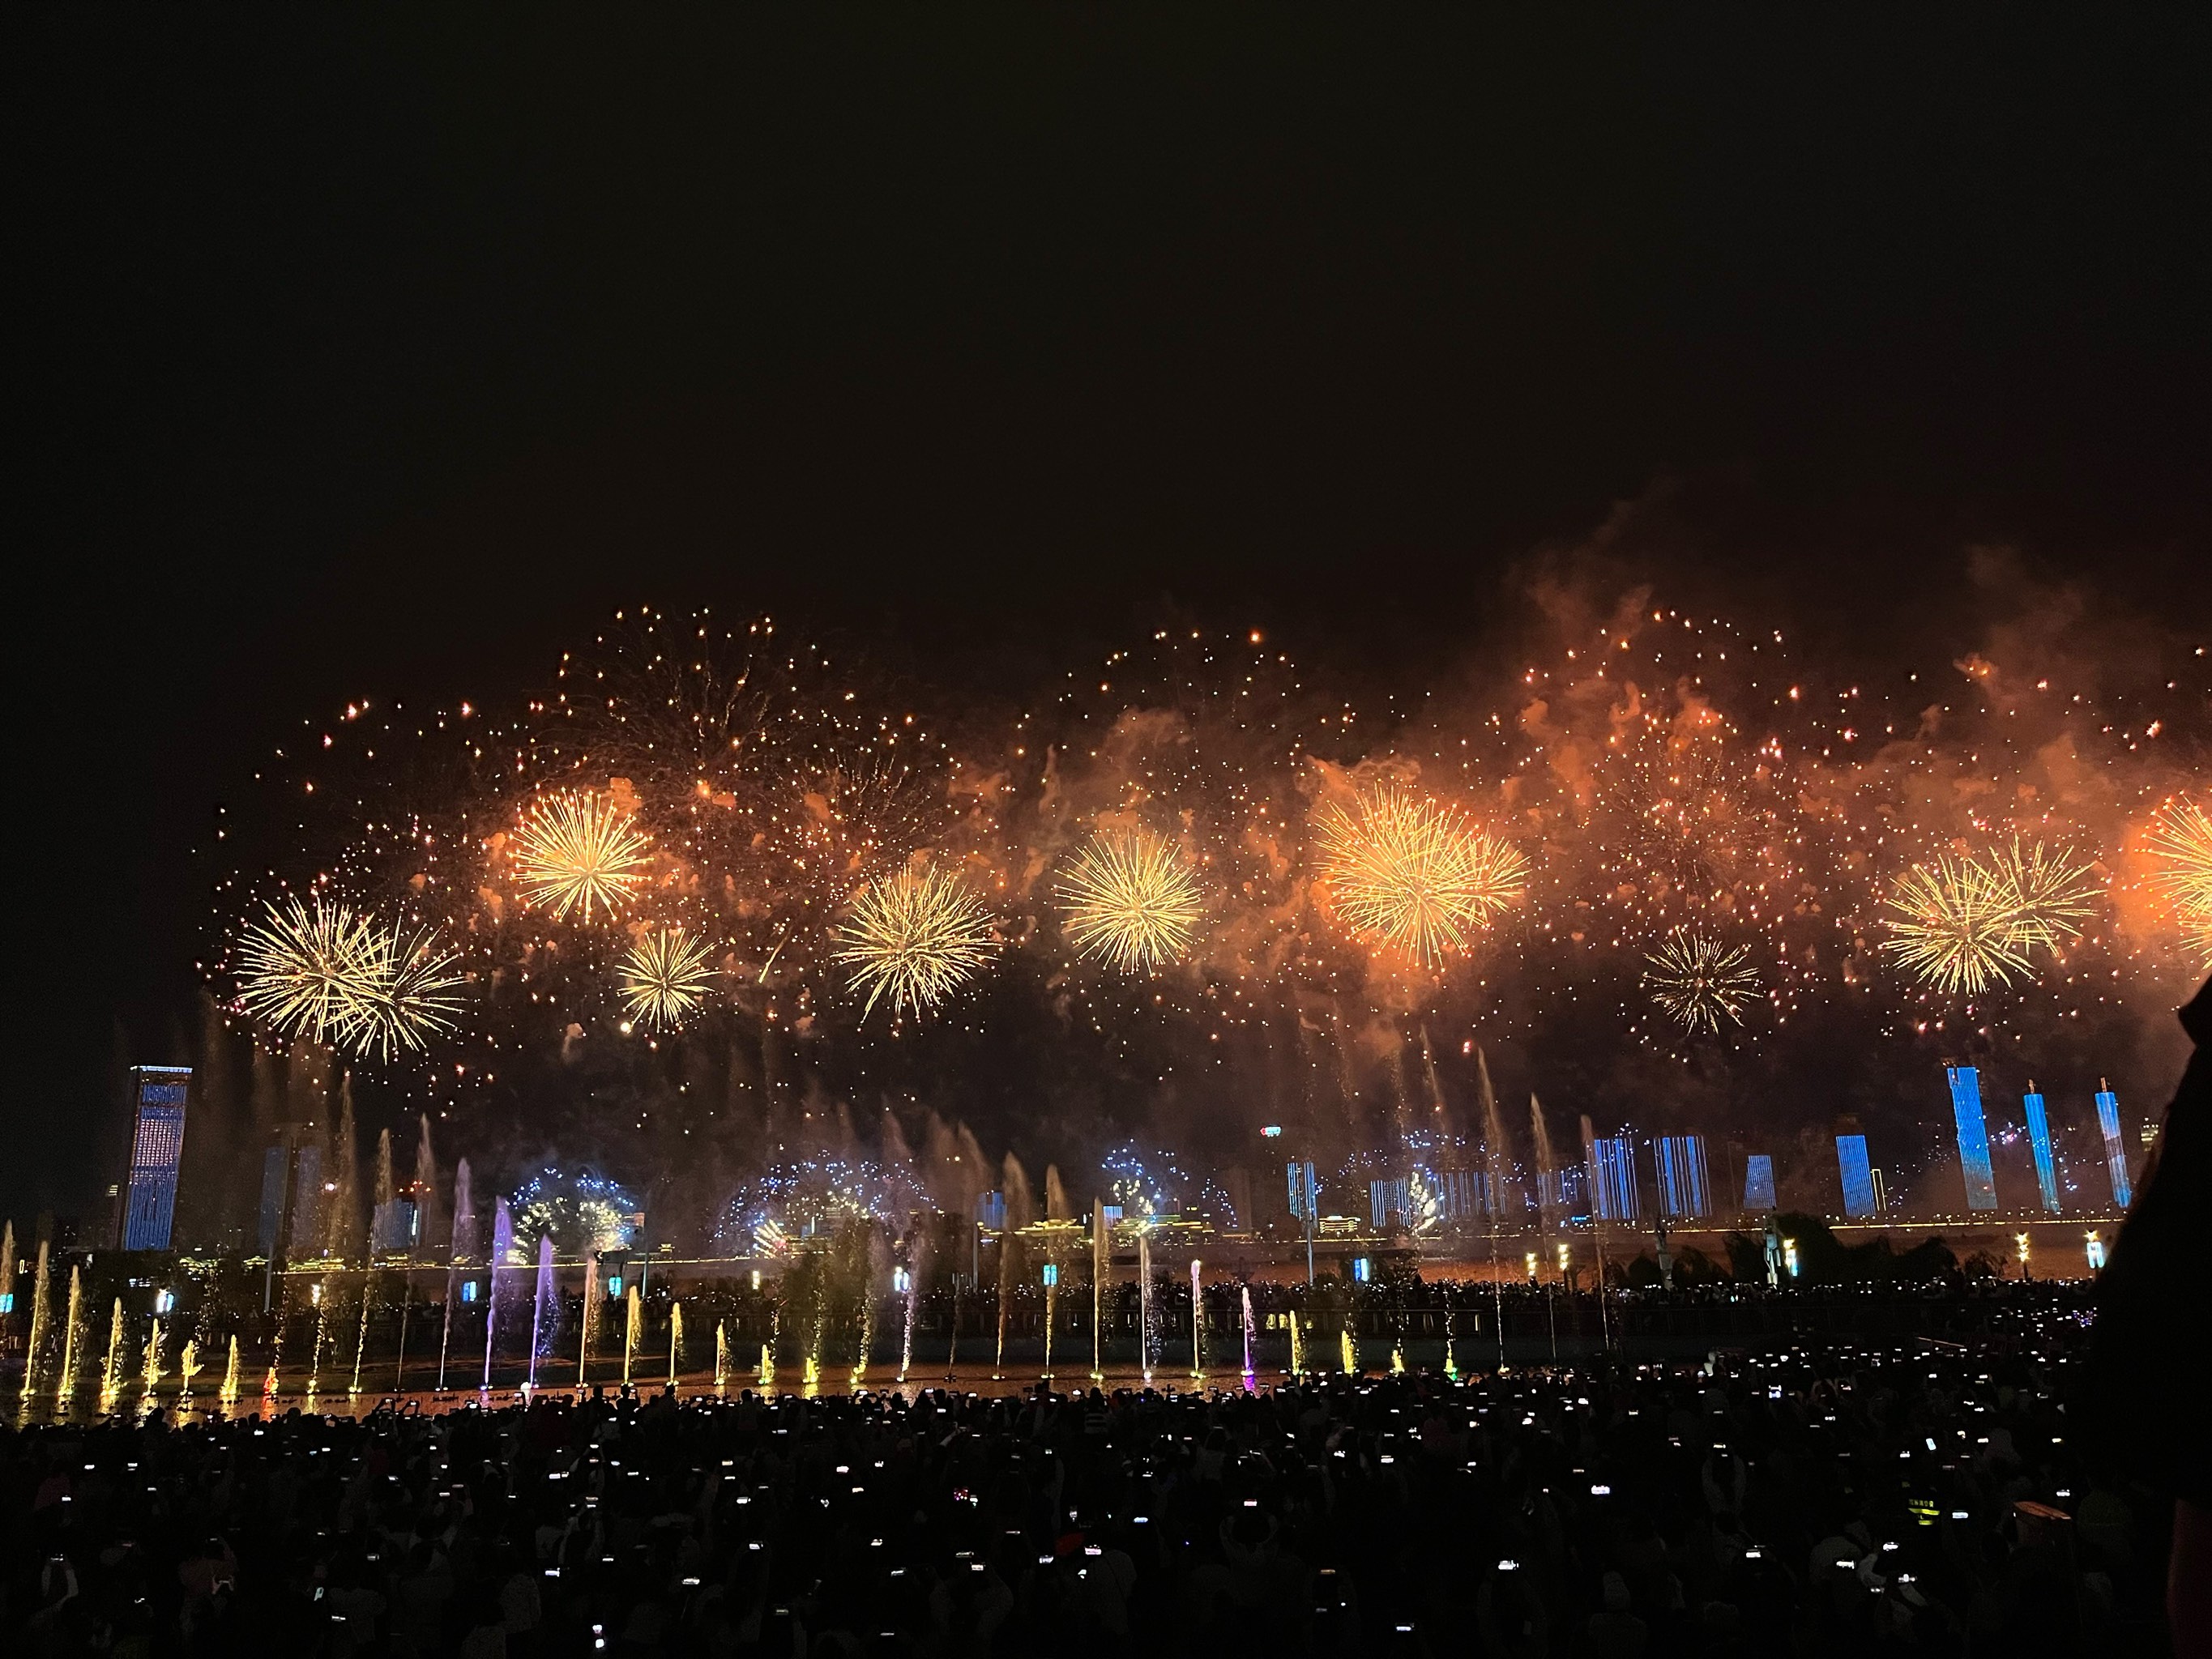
122;1065;191;1251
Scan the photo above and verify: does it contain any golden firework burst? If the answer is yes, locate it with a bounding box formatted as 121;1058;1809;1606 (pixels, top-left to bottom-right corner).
1881;853;2035;996
831;864;1000;1021
347;919;465;1059
1314;781;1527;969
2145;794;2212;966
1984;838;2099;951
1641;928;1761;1035
237;894;381;1044
1057;829;1204;973
510;790;651;921
617;925;717;1031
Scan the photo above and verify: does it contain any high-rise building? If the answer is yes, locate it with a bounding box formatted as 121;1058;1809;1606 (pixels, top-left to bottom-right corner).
1286;1160;1318;1222
2022;1083;2061;1213
1742;1154;1777;1211
1835;1134;1877;1218
1589;1135;1640;1222
122;1066;191;1251
2095;1080;2133;1208
1652;1135;1710;1218
1369;1176;1409;1231
1944;1064;1999;1211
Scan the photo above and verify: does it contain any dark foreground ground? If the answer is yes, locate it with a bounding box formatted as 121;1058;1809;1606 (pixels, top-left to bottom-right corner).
0;1290;2173;1657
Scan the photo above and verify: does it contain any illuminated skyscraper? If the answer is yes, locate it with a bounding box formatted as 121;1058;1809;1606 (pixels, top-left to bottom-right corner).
2095;1080;2133;1208
2022;1083;2061;1213
1653;1135;1710;1218
1742;1154;1776;1211
1835;1134;1877;1218
1945;1064;1999;1212
122;1066;192;1251
1588;1134;1640;1222
1286;1160;1318;1222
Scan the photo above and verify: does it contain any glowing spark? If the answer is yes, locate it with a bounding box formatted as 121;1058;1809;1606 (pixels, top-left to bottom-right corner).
1881;854;2034;996
237;895;379;1044
832;864;1000;1020
1641;929;1761;1034
347;919;465;1058
1057;829;1204;973
1314;781;1527;968
510;791;651;921
618;926;717;1031
1984;838;2099;951
2146;794;2212;966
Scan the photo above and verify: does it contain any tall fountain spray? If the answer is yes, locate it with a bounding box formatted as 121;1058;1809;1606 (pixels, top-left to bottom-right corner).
412;1114;443;1262
1478;1047;1510;1370
57;1262;85;1410
100;1297;126;1412
898;1230;926;1383
141;1317;165;1405
621;1284;641;1387
441;1157;474;1390
1340;1325;1356;1375
21;1239;53;1417
578;1251;598;1388
483;1196;514;1391
1091;1199;1108;1381
1289;1307;1305;1375
1580;1112;1611;1354
1529;1094;1557;1234
1241;1284;1255;1381
715;1320;729;1390
348;1277;372;1396
1137;1225;1154;1384
1189;1258;1204;1380
993;1154;1033;1380
180;1337;201;1402
220;1336;241;1404
528;1233;555;1391
668;1302;685;1391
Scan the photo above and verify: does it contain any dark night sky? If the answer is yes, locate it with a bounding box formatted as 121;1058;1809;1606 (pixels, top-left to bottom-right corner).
15;13;2209;1220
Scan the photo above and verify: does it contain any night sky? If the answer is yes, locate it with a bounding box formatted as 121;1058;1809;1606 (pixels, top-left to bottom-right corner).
17;14;2209;1224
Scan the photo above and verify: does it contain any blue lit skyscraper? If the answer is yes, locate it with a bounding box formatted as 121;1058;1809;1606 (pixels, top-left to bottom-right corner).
1945;1064;1999;1211
1742;1154;1776;1211
1589;1135;1641;1222
2022;1084;2061;1213
1653;1135;1710;1218
2095;1080;2133;1208
122;1065;191;1251
1835;1134;1877;1218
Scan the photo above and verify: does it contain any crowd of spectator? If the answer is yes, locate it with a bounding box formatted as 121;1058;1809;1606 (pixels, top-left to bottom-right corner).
0;1308;2175;1657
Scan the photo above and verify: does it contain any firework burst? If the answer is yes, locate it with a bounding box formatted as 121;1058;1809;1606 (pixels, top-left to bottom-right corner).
1641;928;1761;1035
1314;781;1527;969
510;790;651;921
237;895;382;1045
1057;828;1205;973
2145;794;2212;966
617;926;718;1031
832;864;1001;1020
347;919;465;1058
1984;838;2100;951
1881;854;2035;996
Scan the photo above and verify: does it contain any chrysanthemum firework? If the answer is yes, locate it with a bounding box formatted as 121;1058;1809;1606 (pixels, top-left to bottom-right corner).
1881;853;2035;997
510;790;651;922
237;893;382;1045
1314;781;1526;969
346;918;465;1058
2144;794;2212;966
1641;928;1761;1035
617;925;717;1031
1057;828;1205;973
832;864;1001;1020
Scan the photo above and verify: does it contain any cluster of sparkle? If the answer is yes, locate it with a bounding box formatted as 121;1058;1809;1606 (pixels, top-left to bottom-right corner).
236;894;463;1057
1640;928;1762;1035
1057;828;1205;973
509;790;652;921
1313;781;1527;970
831;864;1001;1021
617;926;717;1032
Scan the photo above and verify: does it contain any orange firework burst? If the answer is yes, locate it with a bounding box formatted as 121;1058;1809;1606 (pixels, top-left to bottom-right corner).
510;790;651;921
2145;793;2212;966
1057;828;1205;973
617;925;717;1031
832;864;1001;1020
1313;781;1526;969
